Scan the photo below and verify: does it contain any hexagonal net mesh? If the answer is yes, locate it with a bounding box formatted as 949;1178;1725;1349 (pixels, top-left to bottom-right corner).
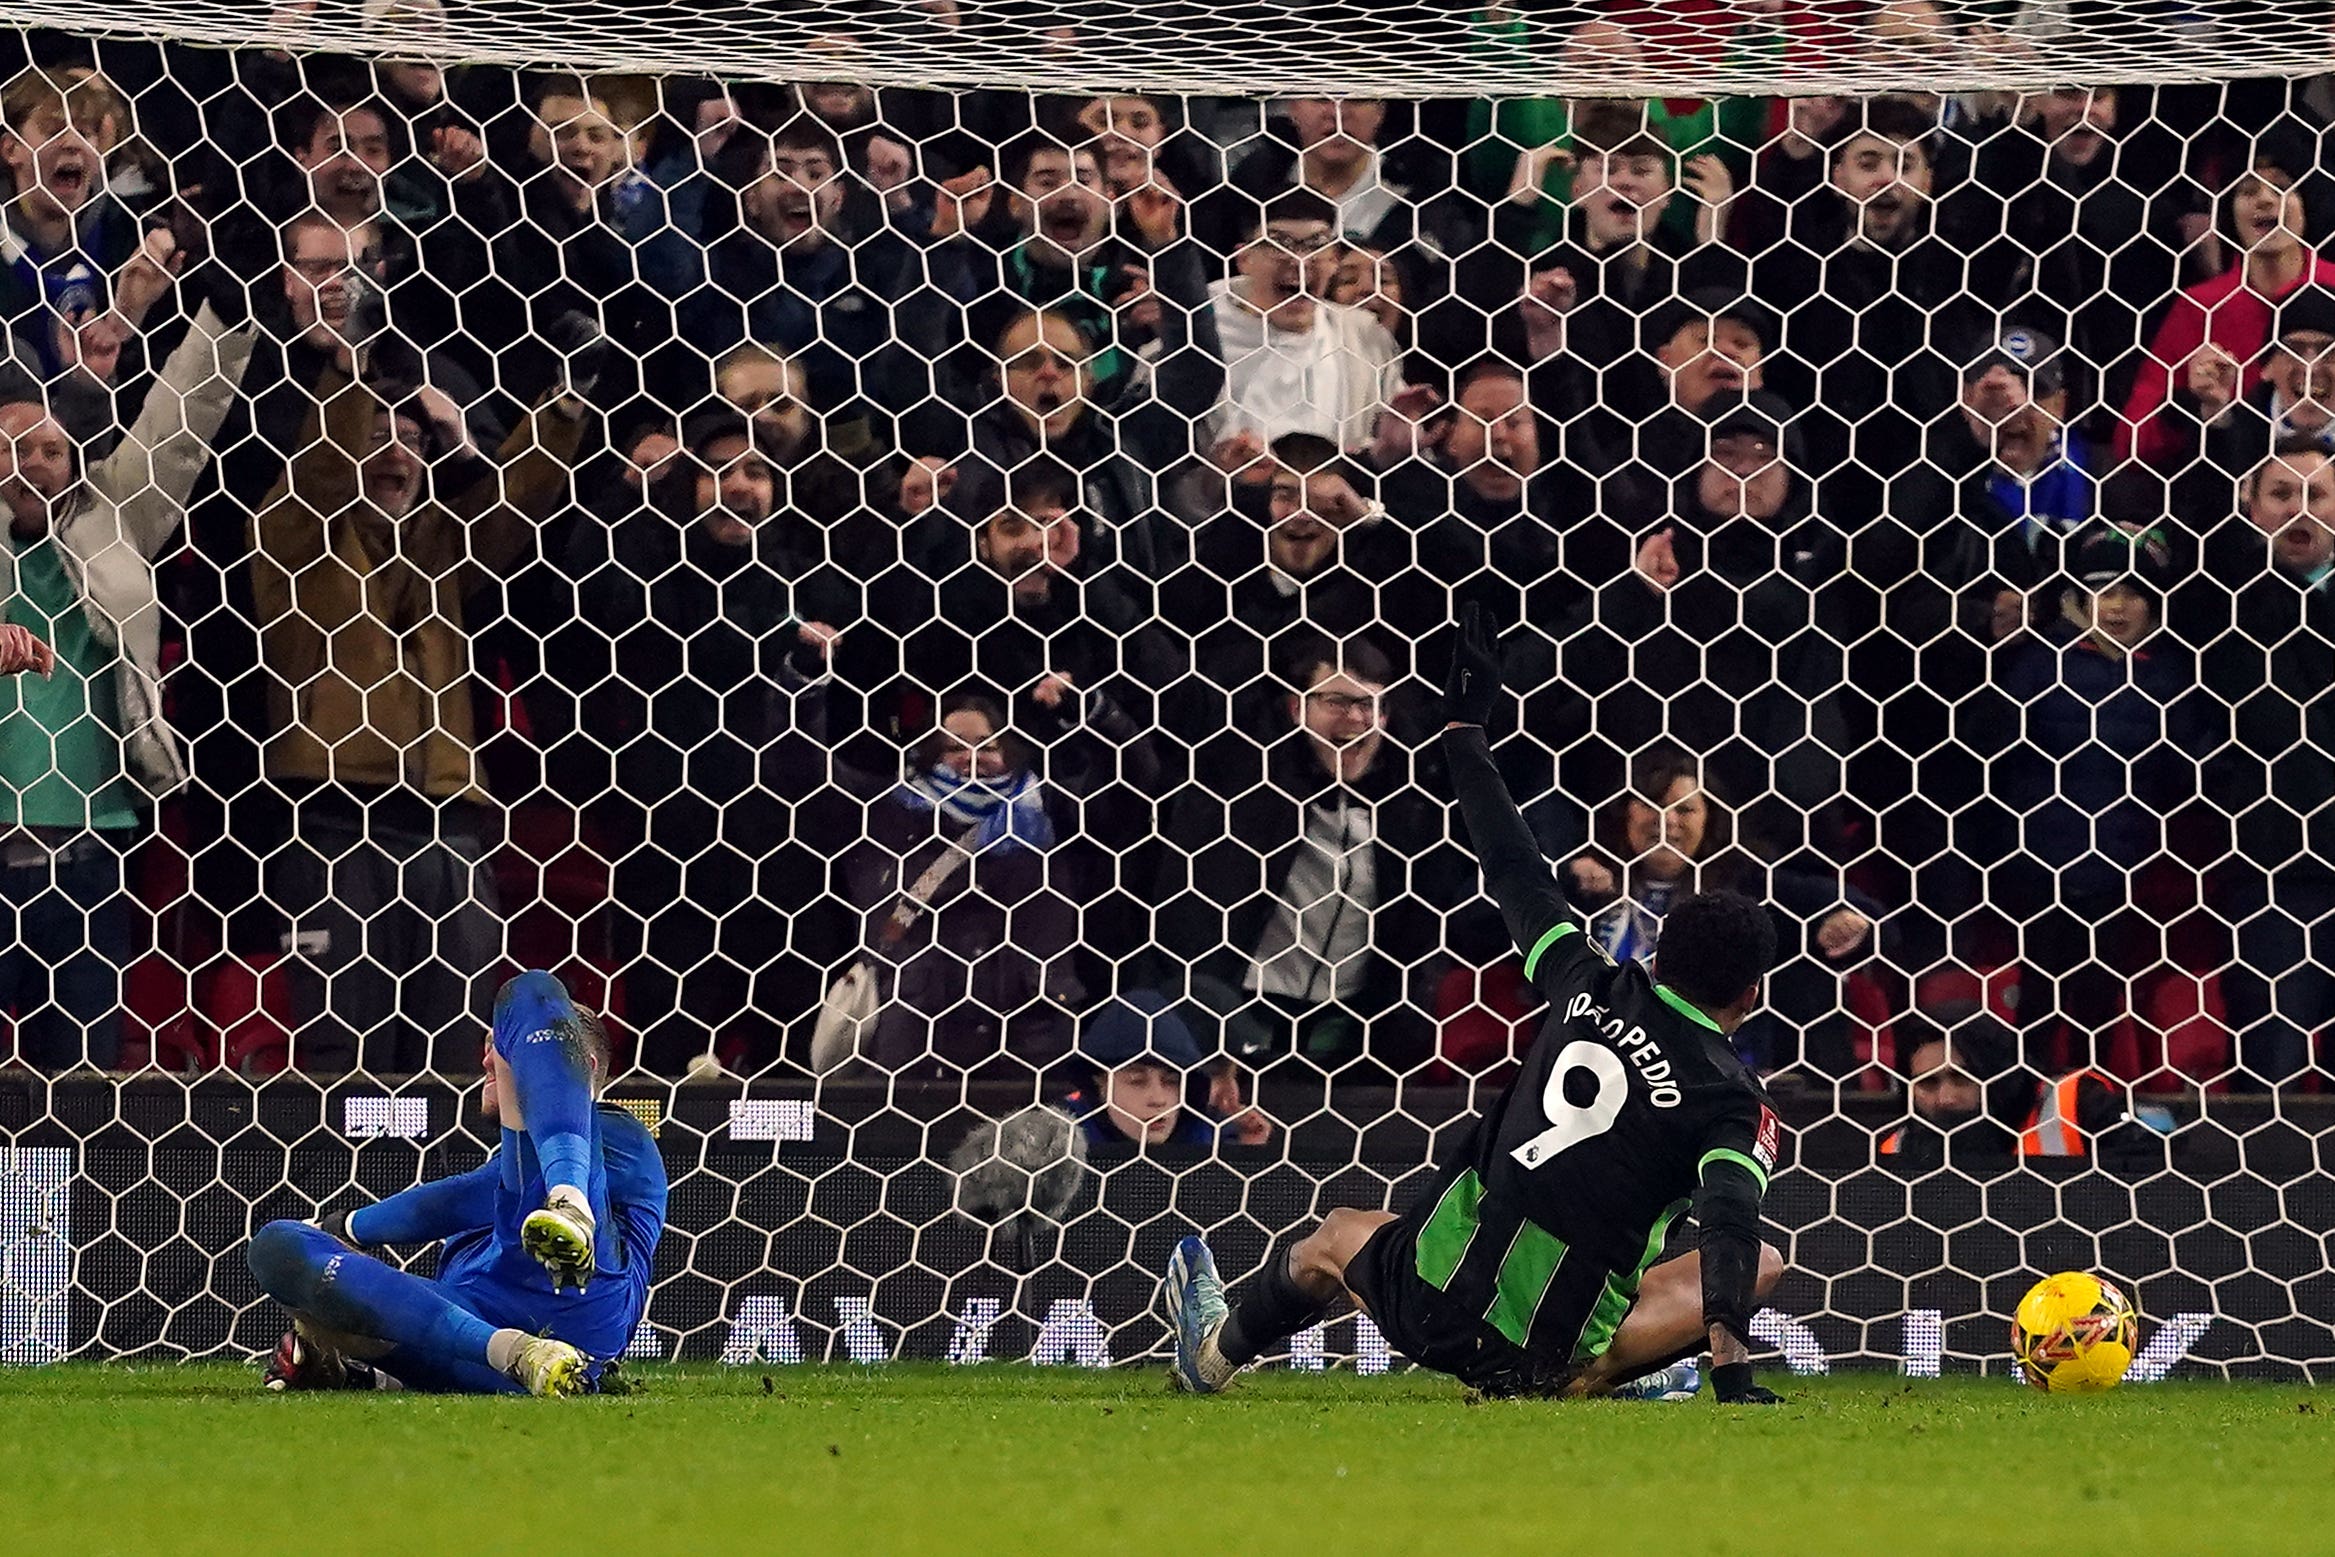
0;11;2327;1382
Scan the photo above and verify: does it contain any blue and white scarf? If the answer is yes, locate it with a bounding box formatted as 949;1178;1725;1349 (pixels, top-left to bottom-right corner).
892;765;1056;854
1589;877;1676;968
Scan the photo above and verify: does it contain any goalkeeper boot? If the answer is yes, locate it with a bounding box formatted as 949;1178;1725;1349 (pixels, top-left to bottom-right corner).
522;1185;596;1293
502;1335;590;1398
1164;1235;1237;1395
1611;1359;1703;1402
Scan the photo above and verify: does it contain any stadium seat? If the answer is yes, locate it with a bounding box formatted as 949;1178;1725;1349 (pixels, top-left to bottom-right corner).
122;956;212;1074
2143;968;2233;1095
1432;960;1533;1085
1842;971;1896;1091
201;956;294;1078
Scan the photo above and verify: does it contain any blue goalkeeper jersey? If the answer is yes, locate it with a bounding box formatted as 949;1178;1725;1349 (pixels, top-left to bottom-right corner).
440;1103;667;1300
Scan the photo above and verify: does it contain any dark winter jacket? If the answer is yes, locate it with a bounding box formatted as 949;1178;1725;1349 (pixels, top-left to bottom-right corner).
1989;615;2206;900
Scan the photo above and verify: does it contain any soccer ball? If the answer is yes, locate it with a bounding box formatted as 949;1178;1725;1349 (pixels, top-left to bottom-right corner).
2011;1272;2138;1393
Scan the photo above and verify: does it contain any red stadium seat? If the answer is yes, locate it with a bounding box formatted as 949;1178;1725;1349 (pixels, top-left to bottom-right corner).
201;955;294;1077
1843;971;1896;1092
1431;960;1534;1086
122;956;212;1074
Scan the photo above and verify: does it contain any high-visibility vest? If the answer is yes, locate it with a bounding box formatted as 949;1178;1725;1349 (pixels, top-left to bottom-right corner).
1878;1072;2101;1158
2017;1072;2099;1157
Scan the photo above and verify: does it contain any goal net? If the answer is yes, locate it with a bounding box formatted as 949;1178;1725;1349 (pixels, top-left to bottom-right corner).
0;5;2327;1382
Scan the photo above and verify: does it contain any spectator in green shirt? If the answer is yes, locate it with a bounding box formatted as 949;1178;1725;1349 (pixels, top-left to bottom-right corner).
0;299;254;1069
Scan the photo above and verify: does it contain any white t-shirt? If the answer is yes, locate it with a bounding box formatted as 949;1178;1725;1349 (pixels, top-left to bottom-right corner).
1207;278;1405;453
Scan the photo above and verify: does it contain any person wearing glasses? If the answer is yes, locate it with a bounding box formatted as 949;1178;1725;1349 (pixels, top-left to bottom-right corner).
1204;189;1407;480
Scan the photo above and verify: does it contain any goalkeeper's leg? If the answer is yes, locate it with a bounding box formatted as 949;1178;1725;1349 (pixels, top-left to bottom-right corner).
1168;1208;1391;1393
1568;1241;1786;1398
246;1220;587;1397
492;971;601;1291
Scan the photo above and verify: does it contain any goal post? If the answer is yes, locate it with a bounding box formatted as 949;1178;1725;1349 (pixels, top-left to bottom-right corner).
0;7;2324;1383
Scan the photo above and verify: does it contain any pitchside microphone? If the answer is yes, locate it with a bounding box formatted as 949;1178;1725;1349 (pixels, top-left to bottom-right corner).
949;1104;1091;1246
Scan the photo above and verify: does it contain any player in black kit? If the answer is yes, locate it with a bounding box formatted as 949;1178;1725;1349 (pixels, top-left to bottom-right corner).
1165;606;1788;1403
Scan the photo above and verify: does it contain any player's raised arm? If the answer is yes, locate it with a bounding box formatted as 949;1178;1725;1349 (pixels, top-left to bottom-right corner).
1440;603;1578;986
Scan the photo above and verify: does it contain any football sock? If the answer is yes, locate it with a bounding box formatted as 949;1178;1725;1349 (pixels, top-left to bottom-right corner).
1218;1247;1327;1367
247;1220;498;1367
494;972;596;1201
484;1328;532;1375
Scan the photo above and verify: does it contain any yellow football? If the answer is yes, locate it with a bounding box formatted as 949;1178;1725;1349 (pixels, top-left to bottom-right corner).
2011;1272;2139;1393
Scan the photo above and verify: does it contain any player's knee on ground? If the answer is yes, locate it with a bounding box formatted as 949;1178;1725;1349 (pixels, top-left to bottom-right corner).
248;1219;332;1307
1757;1241;1785;1297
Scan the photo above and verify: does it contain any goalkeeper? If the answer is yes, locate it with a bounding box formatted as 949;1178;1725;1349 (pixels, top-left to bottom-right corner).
247;972;666;1396
1165;606;1787;1403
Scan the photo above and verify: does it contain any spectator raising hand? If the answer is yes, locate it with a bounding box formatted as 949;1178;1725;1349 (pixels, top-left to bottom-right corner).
930;165;995;242
426;125;489;184
1681;153;1736;249
1368;382;1446;467
900;454;957;515
0;622;53;676
1520;266;1578;361
113;227;183;329
1635;526;1681;592
1122;169;1184;250
1816;909;1873;960
2185;341;2239;424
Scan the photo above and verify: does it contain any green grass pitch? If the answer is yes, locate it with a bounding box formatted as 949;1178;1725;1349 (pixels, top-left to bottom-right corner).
4;1365;2330;1555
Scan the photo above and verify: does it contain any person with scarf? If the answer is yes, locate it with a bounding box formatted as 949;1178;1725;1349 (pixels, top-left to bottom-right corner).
837;689;1158;1076
925;131;1223;430
0;68;178;404
1465;102;1747;391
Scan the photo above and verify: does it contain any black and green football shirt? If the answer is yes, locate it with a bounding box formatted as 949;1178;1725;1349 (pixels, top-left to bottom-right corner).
1408;728;1781;1362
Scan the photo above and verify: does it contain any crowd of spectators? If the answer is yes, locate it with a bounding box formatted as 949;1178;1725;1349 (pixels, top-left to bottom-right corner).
2;15;2334;1148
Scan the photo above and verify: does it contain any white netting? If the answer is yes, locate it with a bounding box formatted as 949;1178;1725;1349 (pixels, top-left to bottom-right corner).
0;15;2327;1380
0;2;2331;97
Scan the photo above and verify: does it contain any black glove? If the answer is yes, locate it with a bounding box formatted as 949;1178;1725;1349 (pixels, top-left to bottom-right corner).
1442;601;1506;728
314;1208;361;1248
544;309;609;404
1711;1361;1781;1405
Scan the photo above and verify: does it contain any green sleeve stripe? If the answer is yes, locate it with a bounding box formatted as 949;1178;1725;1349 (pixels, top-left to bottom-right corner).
1520;921;1578;984
1698;1147;1770;1194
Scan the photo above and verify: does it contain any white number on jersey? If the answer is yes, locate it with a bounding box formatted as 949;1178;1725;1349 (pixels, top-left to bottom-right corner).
1511;1040;1628;1170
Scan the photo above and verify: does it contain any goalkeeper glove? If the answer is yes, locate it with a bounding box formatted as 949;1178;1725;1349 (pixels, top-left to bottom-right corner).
312;1208;363;1248
1442;601;1506;728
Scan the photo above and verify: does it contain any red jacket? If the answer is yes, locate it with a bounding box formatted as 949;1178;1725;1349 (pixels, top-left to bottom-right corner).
2118;256;2335;467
